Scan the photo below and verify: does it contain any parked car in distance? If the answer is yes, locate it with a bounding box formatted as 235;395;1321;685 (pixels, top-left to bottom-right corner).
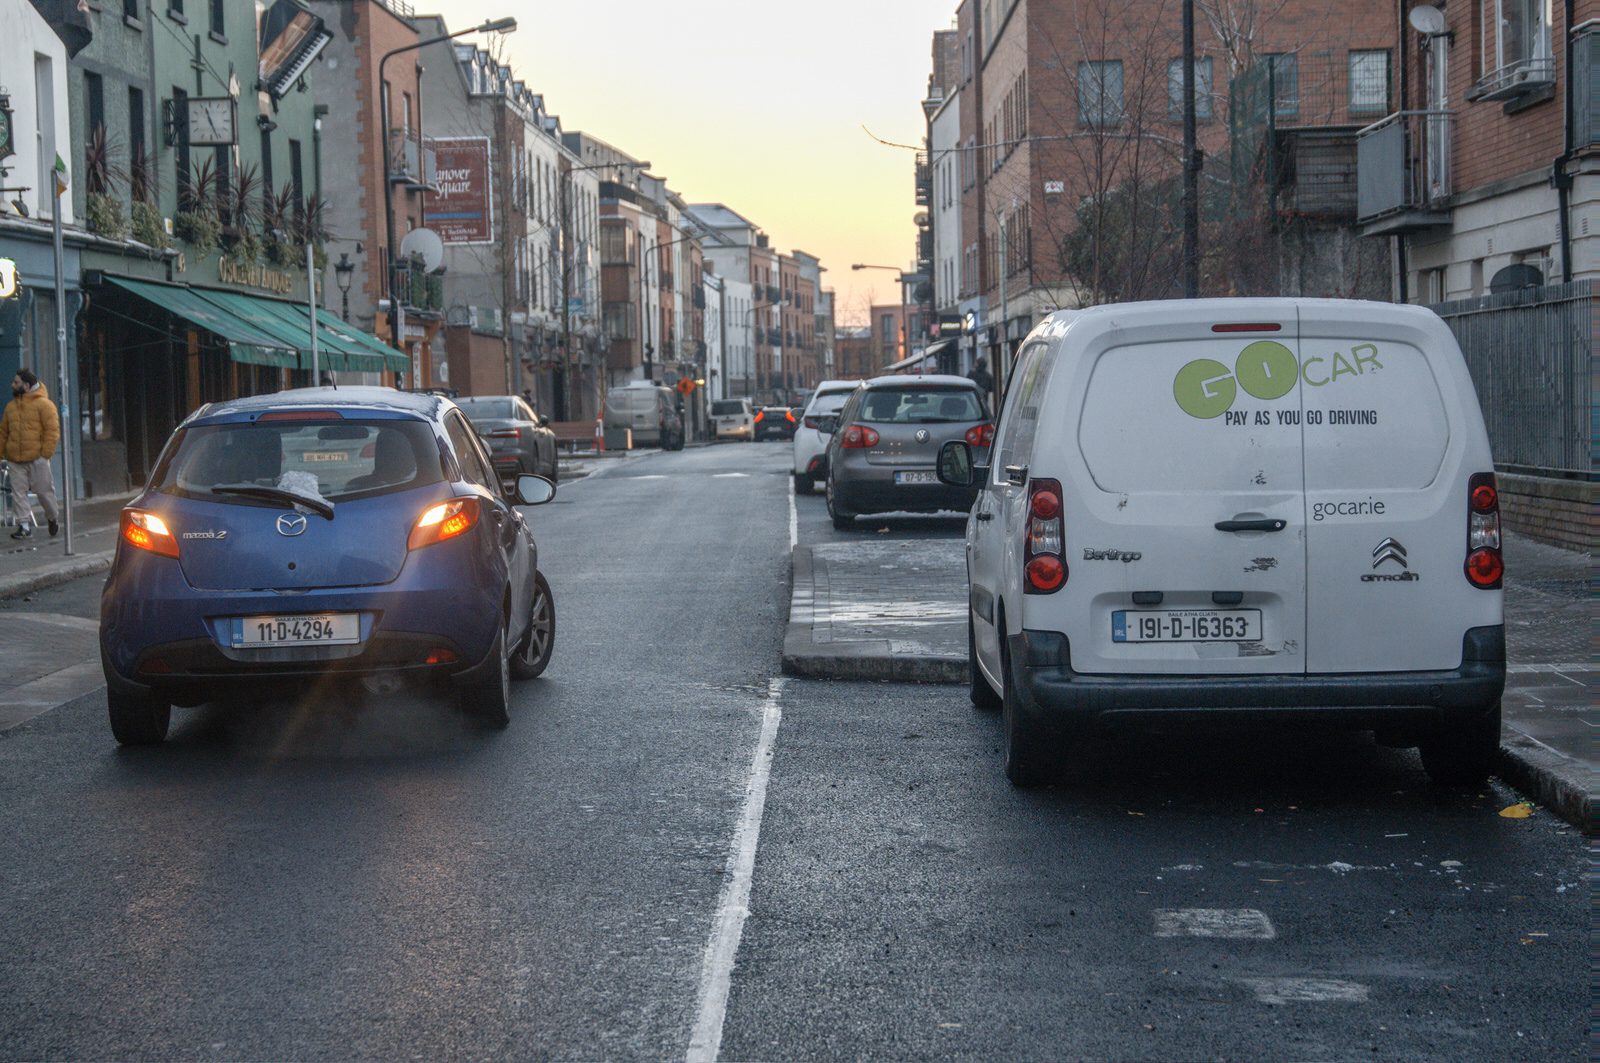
793;380;860;493
456;394;559;484
823;375;993;528
944;298;1506;789
99;387;560;745
711;398;755;441
604;383;684;450
754;405;798;442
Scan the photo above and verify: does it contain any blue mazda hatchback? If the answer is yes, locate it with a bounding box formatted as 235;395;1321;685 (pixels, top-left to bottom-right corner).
100;387;556;744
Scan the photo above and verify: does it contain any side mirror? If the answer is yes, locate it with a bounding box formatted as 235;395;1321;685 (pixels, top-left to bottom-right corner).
516;474;556;506
815;414;838;435
937;440;975;487
539;415;551;428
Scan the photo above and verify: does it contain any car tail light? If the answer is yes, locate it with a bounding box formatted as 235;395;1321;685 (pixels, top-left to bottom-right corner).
785;409;796;423
425;648;460;665
840;425;879;449
1024;477;1066;593
487;427;522;440
408;497;480;551
965;423;996;447
1464;472;1502;588
753;410;764;424
121;510;180;559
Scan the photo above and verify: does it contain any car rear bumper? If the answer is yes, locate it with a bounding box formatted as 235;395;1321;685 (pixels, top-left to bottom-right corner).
831;472;977;515
100;546;502;701
715;425;753;439
1008;625;1507;734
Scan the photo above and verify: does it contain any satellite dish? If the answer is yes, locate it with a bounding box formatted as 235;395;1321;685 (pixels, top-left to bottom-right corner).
913;211;930;228
1408;5;1446;34
400;227;445;272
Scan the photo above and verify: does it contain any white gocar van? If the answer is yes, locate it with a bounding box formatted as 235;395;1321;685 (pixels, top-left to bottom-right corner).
942;299;1506;788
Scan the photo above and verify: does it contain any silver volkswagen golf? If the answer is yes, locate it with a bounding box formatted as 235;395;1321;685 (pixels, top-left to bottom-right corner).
822;375;994;529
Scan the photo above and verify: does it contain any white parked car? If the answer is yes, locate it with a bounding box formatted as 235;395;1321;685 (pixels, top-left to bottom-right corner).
711;398;755;441
792;380;860;493
942;299;1505;788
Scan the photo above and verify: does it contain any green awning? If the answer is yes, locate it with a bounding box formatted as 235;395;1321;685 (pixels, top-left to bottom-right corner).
193;289;351;373
104;276;301;368
312;307;410;373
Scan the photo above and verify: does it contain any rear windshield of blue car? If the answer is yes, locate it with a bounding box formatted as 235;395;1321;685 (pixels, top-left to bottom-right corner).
150;419;446;504
857;386;984;423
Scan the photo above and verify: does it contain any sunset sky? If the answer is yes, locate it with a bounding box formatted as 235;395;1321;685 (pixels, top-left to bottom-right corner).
442;0;957;327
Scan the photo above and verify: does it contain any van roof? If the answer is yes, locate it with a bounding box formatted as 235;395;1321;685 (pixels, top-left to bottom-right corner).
1039;297;1442;338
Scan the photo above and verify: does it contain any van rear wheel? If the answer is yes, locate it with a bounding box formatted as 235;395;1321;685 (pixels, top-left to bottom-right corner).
1419;702;1501;786
1000;635;1052;787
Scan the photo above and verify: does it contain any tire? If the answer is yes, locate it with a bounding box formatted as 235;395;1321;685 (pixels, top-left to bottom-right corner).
825;477;853;530
969;609;1002;711
511;572;555;680
793;472;812;495
999;631;1052;787
1418;702;1501;786
108;687;171;746
461;618;511;729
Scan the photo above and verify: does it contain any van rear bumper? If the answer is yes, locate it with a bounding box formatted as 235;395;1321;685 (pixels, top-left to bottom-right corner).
1010;626;1505;733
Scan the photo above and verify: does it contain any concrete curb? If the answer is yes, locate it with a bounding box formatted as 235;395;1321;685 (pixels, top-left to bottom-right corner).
1496;730;1593;832
781;546;967;684
0;550;114;601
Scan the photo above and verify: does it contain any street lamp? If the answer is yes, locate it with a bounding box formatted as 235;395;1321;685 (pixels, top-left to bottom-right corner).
852;263;911;368
380;16;516;381
334;252;355;322
557;158;649;420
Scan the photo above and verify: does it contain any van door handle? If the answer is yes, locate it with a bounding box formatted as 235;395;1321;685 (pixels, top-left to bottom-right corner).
1215;519;1287;532
975;512;994;522
1005;465;1028;486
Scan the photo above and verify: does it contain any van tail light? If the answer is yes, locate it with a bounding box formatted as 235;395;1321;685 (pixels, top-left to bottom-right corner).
408;497;480;551
487;427;522;440
1024;478;1066;593
840;425;880;449
965;423;996;447
121;510;180;559
1464;471;1502;589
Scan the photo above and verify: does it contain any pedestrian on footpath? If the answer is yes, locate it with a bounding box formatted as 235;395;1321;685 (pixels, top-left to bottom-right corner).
0;369;62;540
968;355;995;412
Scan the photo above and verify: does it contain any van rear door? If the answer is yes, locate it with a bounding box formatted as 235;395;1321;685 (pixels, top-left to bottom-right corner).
1062;309;1307;676
1298;306;1486;672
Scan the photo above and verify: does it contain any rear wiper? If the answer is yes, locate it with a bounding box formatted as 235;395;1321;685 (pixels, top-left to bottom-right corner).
210;485;335;520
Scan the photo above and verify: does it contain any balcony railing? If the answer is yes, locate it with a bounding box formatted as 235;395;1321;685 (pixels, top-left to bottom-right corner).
1356;110;1453;232
914;151;931;206
692;288;706;309
387;129;437;189
1468;55;1556;103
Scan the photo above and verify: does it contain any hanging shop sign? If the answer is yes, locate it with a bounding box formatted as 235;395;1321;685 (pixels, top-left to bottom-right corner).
0;258;18;299
429;137;493;244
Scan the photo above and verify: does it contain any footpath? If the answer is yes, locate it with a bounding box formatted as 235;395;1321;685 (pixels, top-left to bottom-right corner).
784;533;1593;829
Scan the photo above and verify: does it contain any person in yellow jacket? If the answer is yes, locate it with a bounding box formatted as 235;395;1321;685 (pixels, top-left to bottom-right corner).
0;369;62;539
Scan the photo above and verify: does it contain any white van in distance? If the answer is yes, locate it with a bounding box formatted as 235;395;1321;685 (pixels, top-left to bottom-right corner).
941;299;1506;788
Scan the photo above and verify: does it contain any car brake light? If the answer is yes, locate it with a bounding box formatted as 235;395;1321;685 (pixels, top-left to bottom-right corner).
785;409;796;422
121;510;180;558
258;410;344;421
753;410;764;423
1024;478;1066;593
965;423;996;447
1211;323;1283;333
1464;472;1502;588
408;497;480;550
840;425;879;449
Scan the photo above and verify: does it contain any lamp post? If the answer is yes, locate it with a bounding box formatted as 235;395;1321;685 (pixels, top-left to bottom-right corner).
334;252;355;322
851;263;910;371
557;158;648;420
380;16;515;382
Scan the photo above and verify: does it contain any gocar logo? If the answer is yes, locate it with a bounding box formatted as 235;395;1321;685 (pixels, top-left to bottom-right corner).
1174;341;1382;419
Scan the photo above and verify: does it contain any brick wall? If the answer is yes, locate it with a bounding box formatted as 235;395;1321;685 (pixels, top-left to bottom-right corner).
1498;473;1596;552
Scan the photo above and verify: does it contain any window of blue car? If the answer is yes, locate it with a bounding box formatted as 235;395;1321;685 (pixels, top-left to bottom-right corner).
857;386;984;424
152;419;446;503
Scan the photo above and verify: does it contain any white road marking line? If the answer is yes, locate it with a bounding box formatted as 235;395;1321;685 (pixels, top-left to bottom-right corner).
1508;662;1595;674
711;472;750;478
627;474;669;480
787;479;798;549
1238;977;1369;1004
687;677;785;1063
1153;908;1277;940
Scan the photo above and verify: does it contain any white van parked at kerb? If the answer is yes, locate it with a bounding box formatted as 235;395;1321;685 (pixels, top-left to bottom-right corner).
939;299;1506;788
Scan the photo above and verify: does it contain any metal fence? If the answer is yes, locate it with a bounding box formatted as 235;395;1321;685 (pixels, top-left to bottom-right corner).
1427;280;1595;478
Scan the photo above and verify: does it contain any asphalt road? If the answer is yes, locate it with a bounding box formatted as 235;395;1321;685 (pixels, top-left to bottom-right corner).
0;440;1585;1060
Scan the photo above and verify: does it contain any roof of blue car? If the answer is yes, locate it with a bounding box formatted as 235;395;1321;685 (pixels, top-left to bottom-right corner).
187;387;446;422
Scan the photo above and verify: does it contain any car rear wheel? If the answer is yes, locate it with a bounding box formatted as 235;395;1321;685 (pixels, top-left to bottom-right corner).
793;472;812;495
461;619;511;729
825;478;853;530
511;572;555;680
1418;702;1501;786
108;687;171;746
1000;631;1052;787
969;610;1001;711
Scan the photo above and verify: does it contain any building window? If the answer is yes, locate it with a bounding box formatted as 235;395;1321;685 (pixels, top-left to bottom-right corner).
1260;53;1299;117
172;86;190;204
1480;0;1553;77
168;0;183;17
1166;56;1213;121
208;0;223;38
259;127;274;213
1077;60;1124;127
127;87;146;197
1576;30;1599;146
123;0;139;20
288;138;303;212
84;71;105;145
1349;50;1390;114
